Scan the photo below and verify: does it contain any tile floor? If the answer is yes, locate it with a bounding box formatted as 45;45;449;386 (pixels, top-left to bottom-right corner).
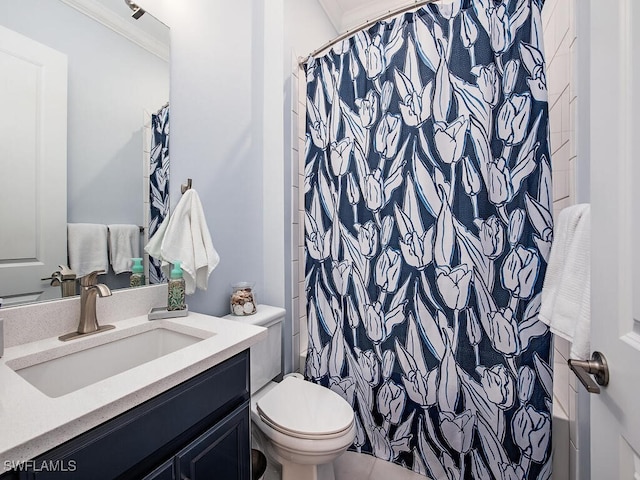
258;450;425;480
334;451;426;480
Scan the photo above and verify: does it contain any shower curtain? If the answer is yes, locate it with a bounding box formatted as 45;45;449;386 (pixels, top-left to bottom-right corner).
303;0;553;478
149;103;170;284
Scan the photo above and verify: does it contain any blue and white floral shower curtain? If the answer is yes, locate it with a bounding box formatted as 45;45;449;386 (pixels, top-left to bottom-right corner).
303;0;553;478
149;103;170;284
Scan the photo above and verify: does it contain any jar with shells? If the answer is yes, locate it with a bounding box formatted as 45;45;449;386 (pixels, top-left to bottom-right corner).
230;282;257;316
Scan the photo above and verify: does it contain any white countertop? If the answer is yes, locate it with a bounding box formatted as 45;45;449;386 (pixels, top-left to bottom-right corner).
0;311;267;469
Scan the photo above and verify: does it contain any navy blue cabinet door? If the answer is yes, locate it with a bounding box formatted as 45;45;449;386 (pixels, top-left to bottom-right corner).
142;459;175;480
176;402;250;480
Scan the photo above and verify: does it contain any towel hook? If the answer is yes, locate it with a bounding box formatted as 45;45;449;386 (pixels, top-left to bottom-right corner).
181;178;192;194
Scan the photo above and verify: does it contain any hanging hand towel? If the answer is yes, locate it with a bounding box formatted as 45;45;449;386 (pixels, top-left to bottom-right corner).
539;204;591;359
144;214;171;274
144;189;219;294
67;223;109;279
108;224;141;274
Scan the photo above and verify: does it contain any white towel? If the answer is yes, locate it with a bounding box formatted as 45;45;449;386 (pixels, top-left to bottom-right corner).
144;214;171;275
539;204;591;359
108;224;141;274
144;189;219;294
67;223;109;279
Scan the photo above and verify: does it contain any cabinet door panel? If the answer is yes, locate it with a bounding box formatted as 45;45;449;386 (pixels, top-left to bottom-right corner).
142;459;175;480
176;402;250;480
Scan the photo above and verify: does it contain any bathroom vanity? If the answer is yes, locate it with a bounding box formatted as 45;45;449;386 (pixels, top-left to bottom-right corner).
0;286;266;480
2;352;250;480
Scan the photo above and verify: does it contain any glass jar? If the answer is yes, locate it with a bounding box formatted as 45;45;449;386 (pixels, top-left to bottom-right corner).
230;282;257;316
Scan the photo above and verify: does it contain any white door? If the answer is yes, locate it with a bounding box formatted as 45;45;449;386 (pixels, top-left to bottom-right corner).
0;26;68;306
589;0;640;477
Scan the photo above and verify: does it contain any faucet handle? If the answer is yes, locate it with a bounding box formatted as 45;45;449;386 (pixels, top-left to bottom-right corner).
80;270;106;287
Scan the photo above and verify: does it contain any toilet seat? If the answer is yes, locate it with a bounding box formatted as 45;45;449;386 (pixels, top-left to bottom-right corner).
256;376;354;440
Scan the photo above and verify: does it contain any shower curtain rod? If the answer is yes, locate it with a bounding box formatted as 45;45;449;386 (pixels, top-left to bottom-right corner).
298;0;437;66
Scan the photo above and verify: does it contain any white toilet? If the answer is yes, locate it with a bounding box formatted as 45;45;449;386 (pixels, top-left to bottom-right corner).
226;306;355;480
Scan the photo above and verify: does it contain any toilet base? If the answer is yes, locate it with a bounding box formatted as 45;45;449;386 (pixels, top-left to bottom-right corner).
254;422;338;480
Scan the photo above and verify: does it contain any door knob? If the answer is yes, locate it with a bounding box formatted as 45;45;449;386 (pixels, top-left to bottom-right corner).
568;351;609;394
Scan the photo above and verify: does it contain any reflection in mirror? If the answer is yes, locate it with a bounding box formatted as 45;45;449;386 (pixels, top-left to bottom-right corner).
0;0;169;307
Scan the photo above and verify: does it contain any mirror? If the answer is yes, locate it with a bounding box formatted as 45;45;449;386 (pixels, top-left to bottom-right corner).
0;0;169;306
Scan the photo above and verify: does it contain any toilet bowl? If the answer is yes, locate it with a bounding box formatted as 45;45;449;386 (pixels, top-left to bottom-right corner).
225;306;355;480
251;376;355;480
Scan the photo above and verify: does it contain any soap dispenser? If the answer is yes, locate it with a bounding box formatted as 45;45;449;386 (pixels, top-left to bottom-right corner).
130;258;145;287
167;261;186;311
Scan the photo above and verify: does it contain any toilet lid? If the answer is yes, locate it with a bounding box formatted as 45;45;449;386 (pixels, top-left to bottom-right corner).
256;376;354;439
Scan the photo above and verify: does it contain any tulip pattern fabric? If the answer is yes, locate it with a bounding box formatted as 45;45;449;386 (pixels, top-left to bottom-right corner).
149;103;170;284
303;0;554;478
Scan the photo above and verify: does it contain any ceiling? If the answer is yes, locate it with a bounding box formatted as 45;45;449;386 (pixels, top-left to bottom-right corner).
318;0;418;32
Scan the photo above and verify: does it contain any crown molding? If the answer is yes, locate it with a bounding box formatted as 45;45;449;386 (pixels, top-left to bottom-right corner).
58;0;169;61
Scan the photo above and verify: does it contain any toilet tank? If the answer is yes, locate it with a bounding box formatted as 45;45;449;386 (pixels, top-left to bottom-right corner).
224;305;285;394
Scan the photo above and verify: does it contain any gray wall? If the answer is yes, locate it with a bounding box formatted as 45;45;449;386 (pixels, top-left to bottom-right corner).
134;0;336;326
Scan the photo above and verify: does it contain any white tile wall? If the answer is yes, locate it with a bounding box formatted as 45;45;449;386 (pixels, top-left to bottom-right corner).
544;1;587;479
288;52;309;373
142;111;152;276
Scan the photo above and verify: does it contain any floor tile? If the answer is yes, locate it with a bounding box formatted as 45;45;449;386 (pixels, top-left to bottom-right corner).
334;451;377;480
368;457;427;480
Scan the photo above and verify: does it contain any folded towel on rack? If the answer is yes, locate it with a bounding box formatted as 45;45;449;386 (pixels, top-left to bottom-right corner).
67;223;109;279
144;189;219;294
539;204;591;359
108;224;141;274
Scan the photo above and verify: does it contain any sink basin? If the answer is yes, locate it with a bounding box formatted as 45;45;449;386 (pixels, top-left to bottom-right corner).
12;327;206;398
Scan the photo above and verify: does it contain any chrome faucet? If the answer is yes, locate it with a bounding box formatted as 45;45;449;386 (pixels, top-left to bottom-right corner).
59;271;115;341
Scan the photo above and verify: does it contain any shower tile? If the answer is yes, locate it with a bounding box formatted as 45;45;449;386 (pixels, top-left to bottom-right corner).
569;385;578;448
554;0;570;48
298;215;305;247
561;91;571;142
292;232;299;260
553;197;572;218
292;296;300;336
298;180;305;213
298;252;305;283
292;75;299;113
298;106;306;141
292;111;299;149
550;99;562;135
555;336;571;360
552;169;569;201
292;260;299;294
299;140;306;173
569;158;576;202
292;333;300;372
553;141;570;173
298;280;306;307
569;442;579;480
292;186;299;219
553;344;570;410
298;297;309;354
292;152;300;184
569;98;577;157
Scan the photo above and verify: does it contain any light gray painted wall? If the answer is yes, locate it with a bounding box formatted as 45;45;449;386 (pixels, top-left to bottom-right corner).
135;0;279;317
0;0;169;226
134;0;336;366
